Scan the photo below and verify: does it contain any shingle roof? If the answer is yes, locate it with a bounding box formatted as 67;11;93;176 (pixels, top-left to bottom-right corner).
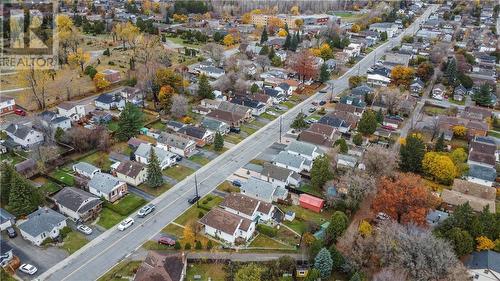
157;132;194;150
273;151;305;170
57;102;77;111
468;164;497;182
115;160;146;178
88;172;123;194
199;208;251;235
286;141;317;157
95;93;121;104
220;193;260;217
73;162;100;176
134;252;185;281
206;109;244;124
319;115;345;128
135;143;172;163
261;163;293;182
52;187;101;214
178;126;209;140
4;124;35;140
240;177;275;202
0;208;14;225
18;208;67;237
466;251;500;274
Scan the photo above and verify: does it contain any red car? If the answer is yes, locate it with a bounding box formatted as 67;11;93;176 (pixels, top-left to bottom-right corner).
158;237;176;246
14;109;26;116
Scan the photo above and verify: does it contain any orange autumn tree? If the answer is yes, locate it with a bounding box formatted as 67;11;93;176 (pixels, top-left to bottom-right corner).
291;49;318;82
372;173;438;226
391;65;415;88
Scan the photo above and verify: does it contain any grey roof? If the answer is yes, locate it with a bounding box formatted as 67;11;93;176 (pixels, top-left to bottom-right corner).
52;187;101;214
73;162;100;175
4;124;36;140
466;250;500;273
0;208;14;224
261;163;293;182
135;143;172;163
243;163;264;174
240;177;275;201
287;141;317;157
157;132;193;150
88;172;123;194
15;158;36;173
273;186;288;198
273;151;305;169
18;208;67;237
178;126;210;140
468;164;497;182
201;117;228;131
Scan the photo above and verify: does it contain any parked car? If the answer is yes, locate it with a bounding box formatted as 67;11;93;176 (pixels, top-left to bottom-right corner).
188;195;200;204
175;155;182;162
308;107;316;113
118;217;134;231
19;264;37;275
14;109;26;116
232;180;242;187
138;204;156;218
6;227;16;238
319;100;326;106
230;127;241;134
77;224;93;235
158;236;176;246
311;101;319;106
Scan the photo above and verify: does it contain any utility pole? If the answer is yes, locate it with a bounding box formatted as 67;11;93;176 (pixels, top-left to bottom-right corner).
279;116;282;143
194;173;199;207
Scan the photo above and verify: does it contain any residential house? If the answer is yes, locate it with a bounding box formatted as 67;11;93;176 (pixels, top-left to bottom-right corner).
0;96;15;115
324;59;337;71
220;193;275;223
369;22;398;37
367;66;391;87
39;111;72;131
217;101;253;121
206;109;245;128
410;78;425;96
334;102;364;118
384;53;411;67
135;143;176;170
453;84;467;101
337;154;358;168
51;187;102;222
200;99;222;110
100;69;121;83
240;177;288;203
199;207;255;244
231;97;266;116
134;252;187;281
157;132;196;158
382;117;403;129
15;158;37;178
263;87;285;104
4;124;44;147
344;43;361;58
432;84;446;100
298;123;338;148
91;110;113;124
94;93;125;110
115;160;147;187
166;120;186;132
73;162;101;179
127;137;149;150
351;84;374;97
17;208;67;246
260;163;301;188
273;151;310;173
57;102;86;121
0;208;15;231
299;194;325;213
462;106;492;121
178;126;214;147
441;179;496;212
202;117;230;135
234;163;264;180
466;250;500;281
119;86;144;106
0;241;13;267
286;141;322;162
88;172;128;202
194;62;225;79
318;115;350;133
467;164;496;187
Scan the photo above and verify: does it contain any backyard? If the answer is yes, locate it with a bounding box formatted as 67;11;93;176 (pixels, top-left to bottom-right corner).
279;204;333;234
49;168;75;186
80;151;112;171
186;263;226;281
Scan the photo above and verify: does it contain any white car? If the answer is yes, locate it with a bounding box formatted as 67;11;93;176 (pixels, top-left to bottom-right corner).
19;264;37;275
77;224;93;235
118;217;134;231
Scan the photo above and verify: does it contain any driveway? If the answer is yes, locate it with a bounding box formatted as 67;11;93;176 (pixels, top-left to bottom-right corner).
128;185;155;202
66;220;105;241
161;175;178;185
196;149;219;160
2;233;68;280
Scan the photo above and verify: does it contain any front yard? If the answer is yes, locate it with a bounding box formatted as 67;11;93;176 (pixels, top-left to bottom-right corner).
216;181;240;193
174;195;223;226
97;260;142;281
188;154;210;166
59;231;89;254
97;194;146;229
163;165;195;181
137;182;172;197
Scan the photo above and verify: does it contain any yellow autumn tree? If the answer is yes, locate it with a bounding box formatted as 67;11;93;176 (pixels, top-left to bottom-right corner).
302;232;315;246
391;65;415;88
351;23;361;33
476;236;495;251
182;225;195;245
67;48;90;73
223;34;235;47
93;73;110;90
242;13;251;24
173;13;188;23
142;0;152;15
158;85;176;112
358;220;373;237
422;152;457;185
452;125;467;138
277;28;288;37
290;5;300;15
250;9;262;14
295;18;304;29
311;43;334;61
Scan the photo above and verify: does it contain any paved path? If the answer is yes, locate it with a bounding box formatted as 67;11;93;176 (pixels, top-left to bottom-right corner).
38;6;437;281
186;252;306;262
127;185;155;202
211;189;228;198
161;175;178;185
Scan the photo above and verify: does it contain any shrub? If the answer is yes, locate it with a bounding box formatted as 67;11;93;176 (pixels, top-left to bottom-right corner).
174;241;181;250
195;241;202;250
198;211;204;218
206;240;213;250
103;48;110;56
184;243;191;250
59;226;72;239
256;224;277;237
108;61;115;65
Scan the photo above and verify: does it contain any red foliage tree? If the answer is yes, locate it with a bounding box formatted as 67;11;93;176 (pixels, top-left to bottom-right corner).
291;49;318;82
372;173;438;226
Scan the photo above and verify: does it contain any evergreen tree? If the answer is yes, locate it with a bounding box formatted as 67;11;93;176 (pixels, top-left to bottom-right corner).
291;112;308;130
349;272;362;281
198;74;214;99
146;147;164;188
165;15;170;24
319;64;330;83
284;33;291;50
325;211;348;244
310;155;333;189
295;30;301;43
214;132;224;151
290;34;298;51
357;110;377;135
115;103;145;141
380;31;388;41
304;269;321;281
260;27;268;44
376;108;384;123
445;58;458;86
334;138;348;153
474;84;492;106
353;133;363;146
446;227;474;257
328;245;345;271
314;248;333;280
268;47;275;60
435;133;445;151
399;134;425;172
259;45;269;55
8;173;41;216
250;83;260;93
0;163;14;205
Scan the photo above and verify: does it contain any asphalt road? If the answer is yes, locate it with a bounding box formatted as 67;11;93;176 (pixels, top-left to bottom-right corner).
38;6;437;281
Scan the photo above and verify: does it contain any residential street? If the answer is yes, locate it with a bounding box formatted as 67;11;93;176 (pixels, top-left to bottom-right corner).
38;6;437;281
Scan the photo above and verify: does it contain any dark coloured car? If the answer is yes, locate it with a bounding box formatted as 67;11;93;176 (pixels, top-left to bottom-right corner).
319;100;326;106
6;227;16;238
232;180;242;187
188;195;200;204
230;127;241;133
158;236;176;246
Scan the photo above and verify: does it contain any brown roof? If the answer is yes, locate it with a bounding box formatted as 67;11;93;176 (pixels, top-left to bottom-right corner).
257;201;273;215
470;140;496;155
298;131;335;147
329;111;359;127
452;179;496;200
441;189;495;212
206;109;244;123
466;121;488;131
115;160;145;178
220;193;259;217
335;103;357;114
199;208;251;235
308;123;335;136
134;252;185;281
468;151;496;166
465;106;492;118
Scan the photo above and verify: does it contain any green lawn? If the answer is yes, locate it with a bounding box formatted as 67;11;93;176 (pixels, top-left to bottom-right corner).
281;101;296;109
50;169;75;186
249;120;266;128
203;144;228;154
240;125;257;136
165;35;202;49
296;184;323;198
137;182;172;196
188;154;210;166
39;181;62;196
186;263;226;281
98;194;146;229
174;195;223;226
261;112;278;120
216;181;240;193
97;260;142;281
224;133;243;144
148;120;166;130
163;165;194;181
142;240;178;251
162;223;184;238
80;151;112;172
488;130;500;138
279;204;332;234
97;208;125;229
449;98;465;105
59;231;88;254
107;121;119;132
0;152;25;165
249;234;292;249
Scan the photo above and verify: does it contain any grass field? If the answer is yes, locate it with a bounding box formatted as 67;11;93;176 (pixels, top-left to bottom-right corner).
50;169;75;186
163;165;194;181
174;195;223;226
97;260;142;281
216;181;240;193
186;263;226;281
224;133;243;144
137;182;172;196
162;223;184;238
261;112;278;120
279;204;333;234
59;231;89;254
98;194;146;229
80;151;112;171
240;125;257;136
188;154;210;166
249;234;292;249
488;130;500;138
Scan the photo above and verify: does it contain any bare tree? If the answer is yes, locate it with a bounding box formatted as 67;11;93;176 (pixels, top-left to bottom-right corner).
380;87;403;115
255;55;270;72
17;66;51;110
234;78;249;94
372;268;408;281
430;42;449;64
214;75;232;93
336;170;376;211
363;145;398;178
33;145;60;173
171;95;189;118
202;43;225;66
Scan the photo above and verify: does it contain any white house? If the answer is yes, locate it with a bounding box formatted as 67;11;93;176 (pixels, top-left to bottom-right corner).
88;172;128;202
466;251;500;281
220;193;275;223
115;160;147;187
57;102;86;121
259;163;301;188
367;73;391;87
344;43;362;58
73;162;101;179
134;143;176;170
156;132;196;158
17;208;67;246
4;124;44;147
369;22;398;37
273;151;311;173
286;141;322;162
94;93;125;110
199;208;255;244
0;96;15;115
240;177;289;203
0;208;15;231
